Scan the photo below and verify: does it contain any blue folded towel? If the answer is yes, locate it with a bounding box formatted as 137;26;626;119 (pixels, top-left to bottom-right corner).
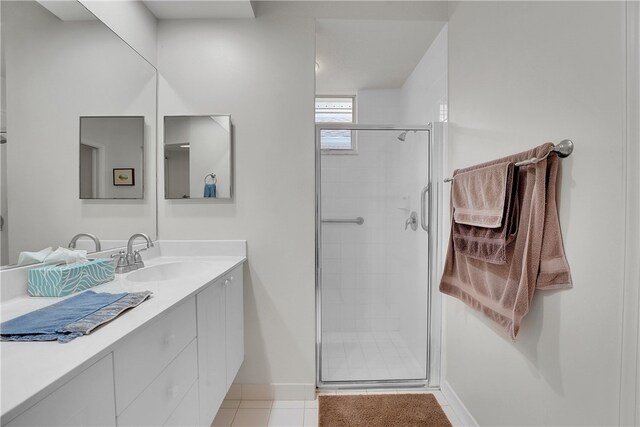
1;290;152;343
63;291;152;336
204;183;217;198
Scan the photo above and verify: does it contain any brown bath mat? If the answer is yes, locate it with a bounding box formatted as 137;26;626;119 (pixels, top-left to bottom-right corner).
319;393;452;427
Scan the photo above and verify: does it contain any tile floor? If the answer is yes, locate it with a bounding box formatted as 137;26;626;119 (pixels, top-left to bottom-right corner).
212;389;462;427
321;331;426;381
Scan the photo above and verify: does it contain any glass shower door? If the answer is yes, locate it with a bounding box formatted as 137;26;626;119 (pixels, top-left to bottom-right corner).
318;126;431;385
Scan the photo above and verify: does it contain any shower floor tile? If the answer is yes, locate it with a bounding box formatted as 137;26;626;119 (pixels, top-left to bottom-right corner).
321;331;425;382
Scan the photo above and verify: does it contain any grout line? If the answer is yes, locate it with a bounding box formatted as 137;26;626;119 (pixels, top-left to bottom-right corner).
228;406;238;427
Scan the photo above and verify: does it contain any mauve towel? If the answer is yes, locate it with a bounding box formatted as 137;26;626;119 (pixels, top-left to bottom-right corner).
452;162;520;264
452;161;511;228
440;143;572;339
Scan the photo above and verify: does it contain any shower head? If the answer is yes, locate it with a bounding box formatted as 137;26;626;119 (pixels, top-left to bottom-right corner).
397;131;407;142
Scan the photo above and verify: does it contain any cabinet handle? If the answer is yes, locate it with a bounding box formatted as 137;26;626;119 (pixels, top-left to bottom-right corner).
229;276;234;282
224;279;230;286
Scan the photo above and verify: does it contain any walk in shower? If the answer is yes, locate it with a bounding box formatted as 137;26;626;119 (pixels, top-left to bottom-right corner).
316;123;442;387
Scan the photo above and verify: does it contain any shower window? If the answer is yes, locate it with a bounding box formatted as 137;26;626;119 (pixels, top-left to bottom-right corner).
315;96;356;153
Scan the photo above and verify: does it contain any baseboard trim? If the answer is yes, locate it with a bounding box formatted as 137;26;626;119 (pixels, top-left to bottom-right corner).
441;381;479;426
226;383;316;401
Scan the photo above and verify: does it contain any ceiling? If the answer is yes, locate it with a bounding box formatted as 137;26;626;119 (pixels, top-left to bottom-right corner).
36;0;97;21
316;19;445;94
142;0;255;19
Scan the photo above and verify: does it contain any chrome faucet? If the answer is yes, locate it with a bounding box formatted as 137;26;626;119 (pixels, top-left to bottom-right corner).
111;233;154;274
126;233;154;270
68;233;102;252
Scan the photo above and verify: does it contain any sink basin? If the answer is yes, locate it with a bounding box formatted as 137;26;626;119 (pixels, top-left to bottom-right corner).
125;261;216;282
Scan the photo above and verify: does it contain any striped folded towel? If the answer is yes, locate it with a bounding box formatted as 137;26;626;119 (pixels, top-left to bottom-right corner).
1;290;152;343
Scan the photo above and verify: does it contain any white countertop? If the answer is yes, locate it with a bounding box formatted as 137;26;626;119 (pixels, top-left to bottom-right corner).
0;252;246;423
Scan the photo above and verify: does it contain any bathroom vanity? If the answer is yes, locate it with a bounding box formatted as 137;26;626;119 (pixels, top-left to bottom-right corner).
0;241;246;427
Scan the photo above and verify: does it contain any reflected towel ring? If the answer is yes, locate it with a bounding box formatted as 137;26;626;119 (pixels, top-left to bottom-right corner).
204;173;217;184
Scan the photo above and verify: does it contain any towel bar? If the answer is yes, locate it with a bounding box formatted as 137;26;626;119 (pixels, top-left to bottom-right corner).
443;140;573;183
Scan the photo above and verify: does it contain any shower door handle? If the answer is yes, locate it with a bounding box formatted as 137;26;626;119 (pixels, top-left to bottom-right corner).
420;184;429;232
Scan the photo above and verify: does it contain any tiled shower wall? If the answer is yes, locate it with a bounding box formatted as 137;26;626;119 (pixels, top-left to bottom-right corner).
319;119;429;381
320;98;427;338
320;132;400;333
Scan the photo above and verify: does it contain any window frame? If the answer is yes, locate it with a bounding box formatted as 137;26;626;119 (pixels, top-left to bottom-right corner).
315;95;357;155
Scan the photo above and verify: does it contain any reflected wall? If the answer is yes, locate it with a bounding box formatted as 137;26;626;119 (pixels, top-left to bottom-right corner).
1;0;157;266
164;115;232;200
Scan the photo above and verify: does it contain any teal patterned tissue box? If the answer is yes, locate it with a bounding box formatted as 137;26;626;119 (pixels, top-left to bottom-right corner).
28;259;115;297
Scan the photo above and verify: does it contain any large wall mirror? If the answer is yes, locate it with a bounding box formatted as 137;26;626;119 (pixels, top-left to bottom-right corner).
80;116;145;199
164;115;232;199
1;1;157;267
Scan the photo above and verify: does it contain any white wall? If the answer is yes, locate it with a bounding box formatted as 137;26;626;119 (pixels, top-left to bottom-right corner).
79;0;158;67
400;26;447;127
1;0;7;266
165;150;189;199
397;24;447;373
621;2;640;424
0;76;5;131
188;117;231;198
165;116;190;146
157;8;316;389
445;2;627;425
163;116;191;199
4;1;156;264
1;74;7;266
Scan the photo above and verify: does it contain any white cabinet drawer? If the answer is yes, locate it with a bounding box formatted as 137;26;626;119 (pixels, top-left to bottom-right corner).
117;339;198;427
114;297;196;414
163;380;199;427
7;354;115;427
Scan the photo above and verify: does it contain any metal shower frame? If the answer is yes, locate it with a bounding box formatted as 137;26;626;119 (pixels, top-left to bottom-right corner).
315;122;444;390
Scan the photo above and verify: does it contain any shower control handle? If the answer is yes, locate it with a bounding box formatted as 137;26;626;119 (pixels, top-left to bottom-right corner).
405;211;418;231
420;184;430;232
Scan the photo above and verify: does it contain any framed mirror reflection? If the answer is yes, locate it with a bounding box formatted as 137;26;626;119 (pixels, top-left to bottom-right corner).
1;0;157;267
164;115;232;199
80;116;145;199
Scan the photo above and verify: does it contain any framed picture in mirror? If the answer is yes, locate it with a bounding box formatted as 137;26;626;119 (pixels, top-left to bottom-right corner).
113;168;135;186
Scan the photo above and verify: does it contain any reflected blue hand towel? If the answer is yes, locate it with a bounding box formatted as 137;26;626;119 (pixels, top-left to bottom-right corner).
1;290;127;343
204;183;217;198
